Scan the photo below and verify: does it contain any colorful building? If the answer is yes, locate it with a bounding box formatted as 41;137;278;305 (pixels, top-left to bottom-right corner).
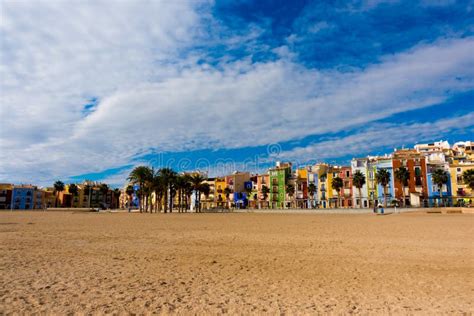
339;166;353;208
0;183;13;209
449;162;474;206
374;156;395;206
214;177;227;207
269;162;292;208
256;174;270;208
392;149;429;207
11;185;36;210
351;158;370;208
295;168;308;208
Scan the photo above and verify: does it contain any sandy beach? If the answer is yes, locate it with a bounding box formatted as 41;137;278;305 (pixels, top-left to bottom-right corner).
0;211;473;314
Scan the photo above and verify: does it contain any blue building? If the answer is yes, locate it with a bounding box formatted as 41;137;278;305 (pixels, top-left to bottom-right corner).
233;192;248;209
426;164;452;207
375;157;395;205
11;186;35;210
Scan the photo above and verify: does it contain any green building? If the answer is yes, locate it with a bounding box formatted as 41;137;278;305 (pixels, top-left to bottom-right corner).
269;162;292;208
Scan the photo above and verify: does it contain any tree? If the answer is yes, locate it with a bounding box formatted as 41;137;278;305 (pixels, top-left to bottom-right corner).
261;185;269;209
394;167;410;207
68;183;79;207
308;183;317;209
113;188;121;209
69;183;78;196
151;172;165;213
331;177;343;208
432;168;449;207
199;182;211;210
174;175;186;212
375;169;391;207
286;183;295;208
125;185;134;209
159;168;177;213
99;183;109;208
128;166;153;212
53;180;65;207
189;174;205;212
182;175;193;212
244;185;253;208
352;170;366;209
224;187;232;210
462;169;474;191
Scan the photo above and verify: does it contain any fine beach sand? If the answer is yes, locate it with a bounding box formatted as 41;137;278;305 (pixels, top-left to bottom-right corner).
0;211;473;314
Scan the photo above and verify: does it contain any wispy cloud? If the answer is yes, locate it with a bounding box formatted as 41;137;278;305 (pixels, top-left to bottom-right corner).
276;112;474;161
0;1;472;186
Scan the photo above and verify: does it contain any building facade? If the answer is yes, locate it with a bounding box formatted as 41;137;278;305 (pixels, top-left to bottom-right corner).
0;183;13;209
269;162;291;208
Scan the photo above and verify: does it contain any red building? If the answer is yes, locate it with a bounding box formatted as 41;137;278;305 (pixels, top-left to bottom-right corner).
392;149;428;206
339;167;353;208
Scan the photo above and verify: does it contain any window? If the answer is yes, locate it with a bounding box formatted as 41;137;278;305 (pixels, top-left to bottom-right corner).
345;171;350;177
415;167;421;176
457;168;461;172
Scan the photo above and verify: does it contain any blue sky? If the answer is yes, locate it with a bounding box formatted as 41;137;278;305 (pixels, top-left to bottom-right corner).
1;0;473;187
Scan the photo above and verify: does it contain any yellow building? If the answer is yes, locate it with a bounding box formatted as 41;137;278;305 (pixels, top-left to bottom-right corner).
0;183;13;209
200;178;216;210
214;177;227;207
314;164;330;208
449;162;474;205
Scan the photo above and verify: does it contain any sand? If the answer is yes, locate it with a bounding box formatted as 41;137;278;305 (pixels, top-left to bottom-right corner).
0;211;473;314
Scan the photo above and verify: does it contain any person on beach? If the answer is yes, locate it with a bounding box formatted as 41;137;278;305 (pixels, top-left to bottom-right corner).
377;203;384;214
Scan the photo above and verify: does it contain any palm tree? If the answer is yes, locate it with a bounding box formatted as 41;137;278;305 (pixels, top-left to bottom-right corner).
53;180;65;207
99;183;109;208
69;183;79;196
432;168;449;207
286;183;295;208
159;168;177;213
125;185;134;209
261;185;269;209
394;167;410;207
113;188;121;209
174;175;186;212
308;183;317;209
244;185;253;208
128;166;153;212
199;182;211;210
331;177;343;208
150;172;164;213
352;170;366;209
190;174;205;212
68;183;79;207
224;187;232;210
462;169;474;191
375;169;391;207
83;184;92;208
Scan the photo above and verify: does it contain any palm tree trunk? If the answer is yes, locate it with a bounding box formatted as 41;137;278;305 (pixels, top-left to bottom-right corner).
359;187;362;209
164;189;168;213
383;186;388;208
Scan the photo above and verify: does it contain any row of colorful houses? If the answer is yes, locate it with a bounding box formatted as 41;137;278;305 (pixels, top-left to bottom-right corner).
117;140;473;210
0;181;120;210
2;140;473;210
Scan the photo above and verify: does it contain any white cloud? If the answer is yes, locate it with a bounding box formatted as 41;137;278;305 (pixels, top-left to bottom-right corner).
0;1;473;186
276;112;474;162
